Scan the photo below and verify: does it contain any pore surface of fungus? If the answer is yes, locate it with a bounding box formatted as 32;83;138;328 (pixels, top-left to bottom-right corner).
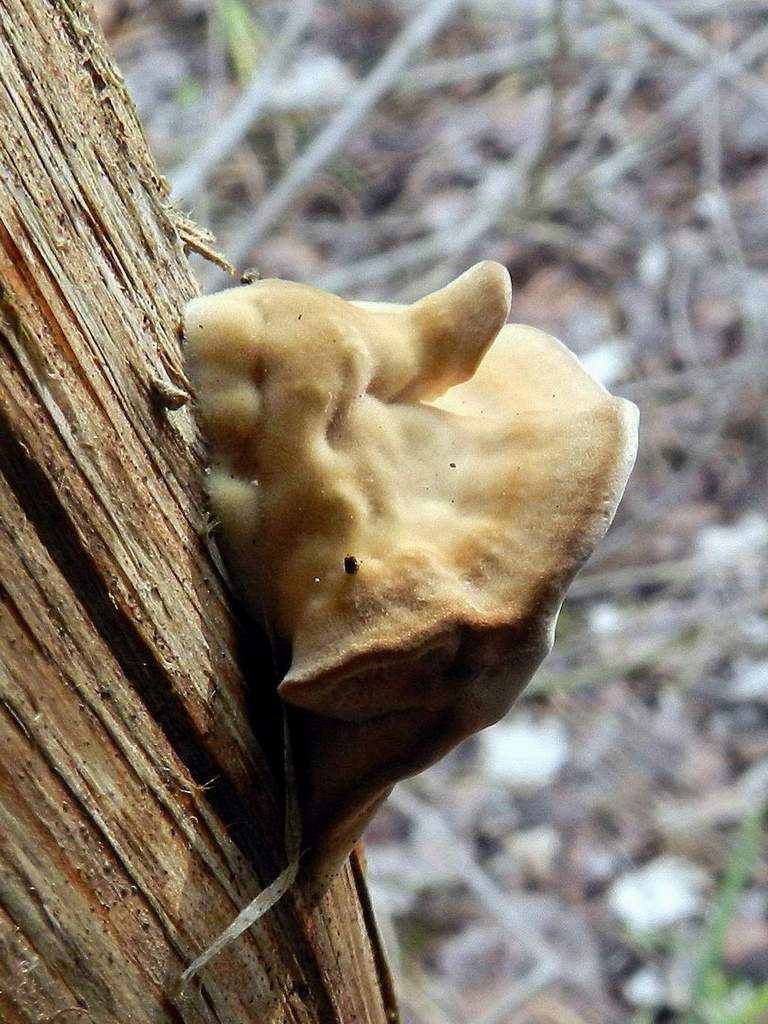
184;262;638;887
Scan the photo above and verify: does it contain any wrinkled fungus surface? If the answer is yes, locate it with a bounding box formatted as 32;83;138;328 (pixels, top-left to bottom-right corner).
184;261;638;885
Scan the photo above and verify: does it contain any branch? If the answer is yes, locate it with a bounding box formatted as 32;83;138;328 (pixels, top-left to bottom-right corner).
171;0;316;202
219;0;464;280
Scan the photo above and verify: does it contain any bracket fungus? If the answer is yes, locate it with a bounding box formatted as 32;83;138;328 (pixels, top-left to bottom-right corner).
184;261;638;889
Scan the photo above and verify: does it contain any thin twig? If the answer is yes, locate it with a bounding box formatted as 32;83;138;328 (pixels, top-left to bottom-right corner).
171;0;316;201
475;962;560;1024
609;0;768;111
398;21;624;92
390;786;561;971
669;0;768;12
312;89;554;295
311;21;768;296
219;0;464;279
568;556;703;599
580;22;768;190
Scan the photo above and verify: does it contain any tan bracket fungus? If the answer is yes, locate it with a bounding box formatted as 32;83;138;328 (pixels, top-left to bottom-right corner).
184;261;639;891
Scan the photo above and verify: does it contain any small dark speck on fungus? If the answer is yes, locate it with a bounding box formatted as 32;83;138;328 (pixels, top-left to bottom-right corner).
344;555;360;575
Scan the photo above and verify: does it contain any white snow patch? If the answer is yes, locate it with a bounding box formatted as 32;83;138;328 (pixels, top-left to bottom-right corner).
480;713;571;788
623;964;667;1008
580;340;628;387
608;855;709;932
589;601;626;636
696;513;768;564
731;658;768;702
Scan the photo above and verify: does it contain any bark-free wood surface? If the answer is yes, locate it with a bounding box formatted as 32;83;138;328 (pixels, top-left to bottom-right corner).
0;3;396;1021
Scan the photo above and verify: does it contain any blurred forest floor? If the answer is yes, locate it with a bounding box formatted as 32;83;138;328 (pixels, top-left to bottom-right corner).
97;1;768;1021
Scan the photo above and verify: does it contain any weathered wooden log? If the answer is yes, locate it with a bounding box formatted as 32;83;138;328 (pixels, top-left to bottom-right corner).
0;3;396;1021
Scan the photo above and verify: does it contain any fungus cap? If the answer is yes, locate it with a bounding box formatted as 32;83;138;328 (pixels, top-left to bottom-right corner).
184;261;638;883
